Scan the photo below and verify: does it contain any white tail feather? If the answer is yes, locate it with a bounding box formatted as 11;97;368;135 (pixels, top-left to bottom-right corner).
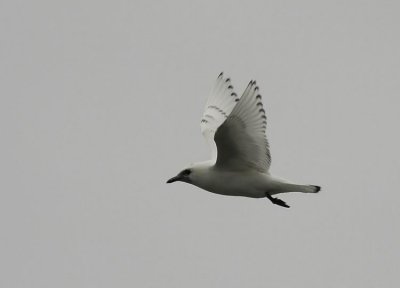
271;182;320;195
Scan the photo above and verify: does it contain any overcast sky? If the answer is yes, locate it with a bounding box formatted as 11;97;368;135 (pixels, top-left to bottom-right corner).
1;0;399;287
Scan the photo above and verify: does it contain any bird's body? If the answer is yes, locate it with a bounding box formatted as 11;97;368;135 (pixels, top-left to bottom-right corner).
184;161;268;198
186;162;317;198
167;73;320;208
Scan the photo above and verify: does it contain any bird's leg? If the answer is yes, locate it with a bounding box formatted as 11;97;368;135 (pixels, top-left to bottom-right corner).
265;193;290;208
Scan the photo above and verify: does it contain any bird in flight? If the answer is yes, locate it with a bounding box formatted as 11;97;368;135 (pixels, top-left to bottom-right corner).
167;73;320;208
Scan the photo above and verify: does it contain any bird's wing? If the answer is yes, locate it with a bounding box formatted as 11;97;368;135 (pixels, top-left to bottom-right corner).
200;73;239;160
214;80;271;172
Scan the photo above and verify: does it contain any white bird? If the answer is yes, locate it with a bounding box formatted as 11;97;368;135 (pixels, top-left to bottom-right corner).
167;73;320;208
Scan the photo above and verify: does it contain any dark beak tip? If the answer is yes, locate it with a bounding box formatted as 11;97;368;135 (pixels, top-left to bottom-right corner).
166;176;178;184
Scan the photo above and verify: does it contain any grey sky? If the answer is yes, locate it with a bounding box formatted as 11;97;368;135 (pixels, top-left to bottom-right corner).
1;0;399;287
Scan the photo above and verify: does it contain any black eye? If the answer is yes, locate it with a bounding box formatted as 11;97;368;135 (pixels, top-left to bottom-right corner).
181;169;191;176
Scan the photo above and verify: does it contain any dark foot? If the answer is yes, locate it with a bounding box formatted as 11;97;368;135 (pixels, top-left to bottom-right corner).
266;194;290;208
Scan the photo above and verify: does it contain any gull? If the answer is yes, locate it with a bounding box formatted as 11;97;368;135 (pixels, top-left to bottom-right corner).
167;73;320;208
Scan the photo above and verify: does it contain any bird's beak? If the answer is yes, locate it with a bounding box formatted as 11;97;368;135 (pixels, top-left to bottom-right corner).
166;175;181;184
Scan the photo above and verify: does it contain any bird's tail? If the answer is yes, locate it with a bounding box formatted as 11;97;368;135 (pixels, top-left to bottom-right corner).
271;182;321;195
309;185;321;193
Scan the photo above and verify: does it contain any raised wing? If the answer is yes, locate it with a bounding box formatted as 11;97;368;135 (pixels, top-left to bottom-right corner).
214;80;271;172
200;73;239;160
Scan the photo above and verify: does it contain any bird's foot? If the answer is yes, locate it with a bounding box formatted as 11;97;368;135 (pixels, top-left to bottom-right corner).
266;194;290;208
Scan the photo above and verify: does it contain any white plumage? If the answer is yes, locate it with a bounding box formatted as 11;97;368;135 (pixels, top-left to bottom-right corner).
167;73;320;208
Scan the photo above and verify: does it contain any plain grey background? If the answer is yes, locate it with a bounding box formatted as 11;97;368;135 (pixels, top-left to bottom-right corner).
1;0;399;287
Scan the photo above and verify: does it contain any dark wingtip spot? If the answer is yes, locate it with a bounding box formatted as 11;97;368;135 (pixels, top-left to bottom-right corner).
259;108;265;113
225;78;230;82
228;85;233;89
235;98;239;102
208;105;227;117
231;92;237;97
261;115;267;119
256;102;263;107
256;95;262;100
218;72;223;78
255;86;259;91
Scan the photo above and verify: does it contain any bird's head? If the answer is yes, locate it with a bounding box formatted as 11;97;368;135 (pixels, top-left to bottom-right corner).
166;161;213;187
166;168;194;184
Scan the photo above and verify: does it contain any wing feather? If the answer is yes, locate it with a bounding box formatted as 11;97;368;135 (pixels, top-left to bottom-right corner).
200;73;239;160
214;80;271;172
